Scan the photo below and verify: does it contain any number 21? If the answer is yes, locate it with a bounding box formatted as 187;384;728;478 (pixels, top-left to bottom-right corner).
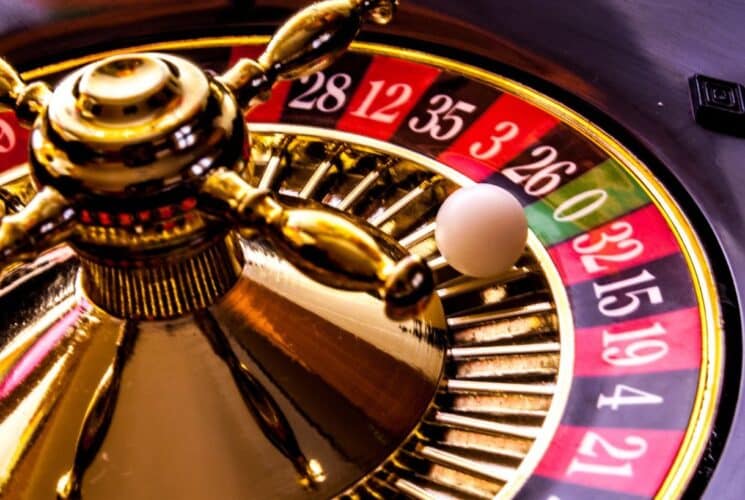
568;431;647;477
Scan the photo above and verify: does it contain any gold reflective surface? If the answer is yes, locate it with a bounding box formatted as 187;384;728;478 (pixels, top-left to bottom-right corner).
0;2;478;494
0;20;726;497
0;236;447;499
0;125;570;498
1;0;429;324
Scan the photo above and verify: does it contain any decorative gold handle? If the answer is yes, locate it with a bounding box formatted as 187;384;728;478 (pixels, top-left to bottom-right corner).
0;60;66;278
201;168;433;320
0;0;430;320
0;58;23;110
0;170;434;319
0;58;52;126
0;187;74;279
221;0;397;107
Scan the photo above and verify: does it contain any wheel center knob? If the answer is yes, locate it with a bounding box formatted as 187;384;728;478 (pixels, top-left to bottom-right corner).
46;52;211;148
76;54;181;124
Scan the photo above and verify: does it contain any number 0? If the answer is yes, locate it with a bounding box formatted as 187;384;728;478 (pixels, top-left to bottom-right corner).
553;189;607;222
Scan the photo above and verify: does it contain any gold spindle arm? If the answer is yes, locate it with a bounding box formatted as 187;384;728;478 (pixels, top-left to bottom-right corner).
200;168;433;320
0;187;76;280
221;0;398;108
0;58;52;127
0;59;69;280
0;58;25;111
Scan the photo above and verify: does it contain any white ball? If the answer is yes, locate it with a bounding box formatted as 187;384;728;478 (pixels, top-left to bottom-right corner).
435;184;528;278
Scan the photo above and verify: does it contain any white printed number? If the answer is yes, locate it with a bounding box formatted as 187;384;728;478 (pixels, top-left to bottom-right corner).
503;145;577;196
288;72;353;113
408;94;476;141
593;270;663;318
567;431;647;477
597;384;663;410
350;80;413;123
602;322;668;367
0;118;16;154
470;121;519;160
572;221;644;274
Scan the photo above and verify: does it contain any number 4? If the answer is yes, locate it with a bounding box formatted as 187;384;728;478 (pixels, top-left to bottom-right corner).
597;384;663;410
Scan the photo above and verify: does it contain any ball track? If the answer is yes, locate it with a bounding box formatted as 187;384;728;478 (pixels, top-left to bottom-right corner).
249;127;568;499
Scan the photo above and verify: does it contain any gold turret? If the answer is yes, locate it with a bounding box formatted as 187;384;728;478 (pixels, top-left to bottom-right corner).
0;0;428;321
0;2;450;499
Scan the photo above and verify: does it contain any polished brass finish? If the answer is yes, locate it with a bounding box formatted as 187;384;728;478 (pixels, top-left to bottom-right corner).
221;0;398;107
0;30;724;500
0;0;427;322
201;168;434;320
0;57;23;109
49;53;211;147
0;3;459;498
242;126;571;498
0;223;447;500
0;122;568;499
0;186;74;275
0;58;52;127
0;0;576;496
80;233;245;319
25;49;243;301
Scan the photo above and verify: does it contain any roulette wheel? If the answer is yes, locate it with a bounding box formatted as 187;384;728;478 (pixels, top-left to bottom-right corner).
0;0;743;498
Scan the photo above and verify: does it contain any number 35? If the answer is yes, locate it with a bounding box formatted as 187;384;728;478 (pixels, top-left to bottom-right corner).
408;94;476;141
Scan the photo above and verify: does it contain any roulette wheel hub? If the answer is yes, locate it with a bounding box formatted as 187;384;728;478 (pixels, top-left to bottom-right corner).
0;1;460;497
0;0;735;498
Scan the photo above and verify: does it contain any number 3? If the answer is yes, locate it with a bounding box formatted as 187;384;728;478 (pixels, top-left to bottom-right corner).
470;121;519;160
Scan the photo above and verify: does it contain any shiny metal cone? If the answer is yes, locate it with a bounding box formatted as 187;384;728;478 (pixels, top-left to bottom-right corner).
0;1;568;497
0;240;446;499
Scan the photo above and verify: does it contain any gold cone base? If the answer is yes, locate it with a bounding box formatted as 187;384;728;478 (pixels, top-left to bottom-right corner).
1;123;570;499
78;233;246;320
0;239;446;499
